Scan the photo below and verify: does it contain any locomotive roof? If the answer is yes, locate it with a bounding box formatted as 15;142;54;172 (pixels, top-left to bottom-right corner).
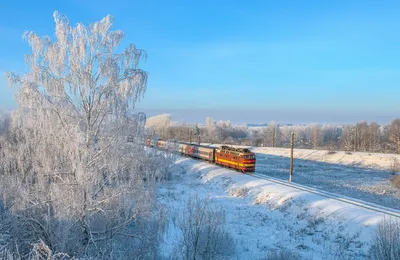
177;142;215;149
218;145;252;153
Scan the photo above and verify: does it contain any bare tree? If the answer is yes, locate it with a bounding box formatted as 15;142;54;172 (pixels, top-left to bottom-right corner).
274;122;282;147
310;123;321;149
204;117;217;143
174;194;236;260
146;114;172;139
368;122;381;152
264;121;279;147
1;11;171;258
389;119;400;154
340;125;355;152
355;121;369;152
369;217;400;260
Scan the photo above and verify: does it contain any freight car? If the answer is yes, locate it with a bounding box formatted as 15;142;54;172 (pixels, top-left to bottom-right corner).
146;139;256;173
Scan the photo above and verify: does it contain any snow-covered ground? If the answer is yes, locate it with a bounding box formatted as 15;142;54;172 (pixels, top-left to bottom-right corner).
158;157;390;259
252;147;400;210
253;147;400;171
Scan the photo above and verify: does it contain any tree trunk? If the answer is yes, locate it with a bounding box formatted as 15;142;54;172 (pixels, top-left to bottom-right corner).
397;140;400;154
3;190;6;210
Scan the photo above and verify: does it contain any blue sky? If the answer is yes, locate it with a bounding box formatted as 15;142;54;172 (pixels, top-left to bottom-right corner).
1;0;399;124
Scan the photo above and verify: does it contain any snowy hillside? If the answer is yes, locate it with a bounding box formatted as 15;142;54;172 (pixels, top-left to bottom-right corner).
159;157;391;259
253;147;400;171
252;147;400;210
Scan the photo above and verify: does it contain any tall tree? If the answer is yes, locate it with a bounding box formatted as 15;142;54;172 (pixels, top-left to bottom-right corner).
368;122;381;152
355;121;369;152
340;125;355;152
310;123;321;149
2;11;169;257
389;119;400;153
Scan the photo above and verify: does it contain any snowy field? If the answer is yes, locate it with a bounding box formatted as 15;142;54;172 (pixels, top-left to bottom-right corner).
252;147;400;210
158;157;389;259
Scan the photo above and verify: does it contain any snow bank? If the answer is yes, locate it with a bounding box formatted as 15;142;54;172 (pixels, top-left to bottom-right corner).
159;157;393;259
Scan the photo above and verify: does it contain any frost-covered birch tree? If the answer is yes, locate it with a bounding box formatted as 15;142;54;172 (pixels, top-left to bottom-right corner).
1;11;170;258
0;110;10;135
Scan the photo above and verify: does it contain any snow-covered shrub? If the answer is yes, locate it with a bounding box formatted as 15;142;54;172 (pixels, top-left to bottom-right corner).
173;194;236;260
369;217;400;260
261;249;300;260
326;143;337;154
390;176;400;188
229;186;250;197
326;150;336;155
0;248;16;260
29;240;71;260
390;157;400;175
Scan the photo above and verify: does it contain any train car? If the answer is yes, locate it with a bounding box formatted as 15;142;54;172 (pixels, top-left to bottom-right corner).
145;138;152;146
190;145;215;162
215;145;256;172
178;142;191;155
177;143;214;161
166;140;178;152
157;139;167;149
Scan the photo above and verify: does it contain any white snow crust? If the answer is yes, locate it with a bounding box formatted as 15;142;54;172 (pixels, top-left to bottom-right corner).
158;157;391;259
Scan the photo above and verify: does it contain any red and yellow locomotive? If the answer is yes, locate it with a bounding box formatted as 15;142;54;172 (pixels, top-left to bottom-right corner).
146;139;256;173
215;146;256;173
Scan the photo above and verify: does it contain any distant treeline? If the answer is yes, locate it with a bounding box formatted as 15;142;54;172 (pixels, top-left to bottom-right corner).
2;112;400;154
145;114;400;154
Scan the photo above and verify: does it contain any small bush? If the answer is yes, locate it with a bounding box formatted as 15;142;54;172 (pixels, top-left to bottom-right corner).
174;194;236;260
261;249;300;260
390;175;400;188
369;217;400;260
327;142;337;155
326;150;336;155
229;187;250;197
390;158;400;175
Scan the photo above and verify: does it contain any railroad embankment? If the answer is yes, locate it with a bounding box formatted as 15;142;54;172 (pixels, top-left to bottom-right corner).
160;157;391;259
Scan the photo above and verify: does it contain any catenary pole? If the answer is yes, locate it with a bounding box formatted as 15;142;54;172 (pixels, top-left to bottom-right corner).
289;132;295;182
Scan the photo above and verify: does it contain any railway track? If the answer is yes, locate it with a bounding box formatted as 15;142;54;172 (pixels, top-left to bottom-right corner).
152;142;400;218
245;173;400;218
